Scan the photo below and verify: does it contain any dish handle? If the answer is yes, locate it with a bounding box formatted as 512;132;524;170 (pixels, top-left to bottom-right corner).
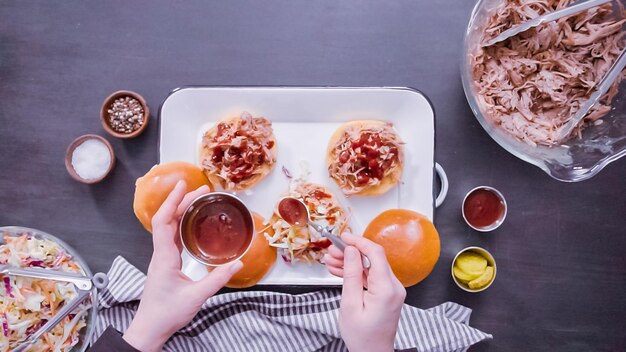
435;163;448;208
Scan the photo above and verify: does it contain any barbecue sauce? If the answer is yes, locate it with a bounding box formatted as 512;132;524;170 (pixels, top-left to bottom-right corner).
345;132;398;183
181;194;253;265
463;189;504;228
277;197;308;227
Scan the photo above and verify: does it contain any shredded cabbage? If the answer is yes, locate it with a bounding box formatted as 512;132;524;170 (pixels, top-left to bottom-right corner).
0;233;90;352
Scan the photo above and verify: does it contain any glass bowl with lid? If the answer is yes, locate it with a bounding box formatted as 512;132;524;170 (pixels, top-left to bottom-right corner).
461;0;626;182
0;226;98;352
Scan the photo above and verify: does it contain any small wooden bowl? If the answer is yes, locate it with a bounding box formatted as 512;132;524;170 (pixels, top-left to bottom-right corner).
65;134;116;184
100;90;150;139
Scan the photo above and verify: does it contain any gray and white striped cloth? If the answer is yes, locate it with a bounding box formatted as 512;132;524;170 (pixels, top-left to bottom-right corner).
91;256;492;351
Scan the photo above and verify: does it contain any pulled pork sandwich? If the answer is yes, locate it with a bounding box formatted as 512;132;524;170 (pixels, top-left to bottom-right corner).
200;112;277;191
327;120;404;196
472;0;626;146
266;181;349;264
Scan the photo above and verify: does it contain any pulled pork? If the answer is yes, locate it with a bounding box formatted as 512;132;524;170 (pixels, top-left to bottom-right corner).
472;0;626;146
328;122;403;195
201;112;276;190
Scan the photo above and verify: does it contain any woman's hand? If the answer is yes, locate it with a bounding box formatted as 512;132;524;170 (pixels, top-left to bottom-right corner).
324;233;406;352
123;181;243;352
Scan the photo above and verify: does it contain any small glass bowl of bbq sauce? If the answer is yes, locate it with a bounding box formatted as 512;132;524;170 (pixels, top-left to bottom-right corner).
180;193;255;266
462;186;507;232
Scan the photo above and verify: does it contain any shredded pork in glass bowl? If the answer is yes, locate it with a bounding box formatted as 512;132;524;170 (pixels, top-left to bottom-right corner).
462;0;626;181
0;227;96;352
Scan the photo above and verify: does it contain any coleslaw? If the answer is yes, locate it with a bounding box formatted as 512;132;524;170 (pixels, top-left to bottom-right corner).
265;179;349;264
0;233;90;352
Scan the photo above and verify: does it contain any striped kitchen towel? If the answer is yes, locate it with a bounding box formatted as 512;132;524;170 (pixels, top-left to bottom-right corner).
91;256;492;351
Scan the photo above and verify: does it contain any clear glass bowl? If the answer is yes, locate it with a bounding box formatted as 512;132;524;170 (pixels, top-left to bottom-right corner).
0;226;97;352
461;0;626;182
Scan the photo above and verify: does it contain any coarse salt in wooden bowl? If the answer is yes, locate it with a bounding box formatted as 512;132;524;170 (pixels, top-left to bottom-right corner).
100;90;150;139
65;134;116;184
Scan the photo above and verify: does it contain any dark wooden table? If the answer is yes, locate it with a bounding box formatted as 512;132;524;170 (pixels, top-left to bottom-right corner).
1;1;625;350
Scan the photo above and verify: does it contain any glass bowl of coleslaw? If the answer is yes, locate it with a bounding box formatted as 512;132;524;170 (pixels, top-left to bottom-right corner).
462;0;626;182
0;226;97;352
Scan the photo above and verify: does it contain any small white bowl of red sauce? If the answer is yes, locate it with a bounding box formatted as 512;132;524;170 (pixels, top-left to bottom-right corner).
462;186;507;232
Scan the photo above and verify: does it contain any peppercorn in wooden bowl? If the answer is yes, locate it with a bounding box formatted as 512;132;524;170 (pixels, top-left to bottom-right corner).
100;90;150;138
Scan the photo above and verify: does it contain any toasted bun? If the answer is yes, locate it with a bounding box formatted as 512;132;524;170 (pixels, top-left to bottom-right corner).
133;162;213;233
200;115;277;192
214;213;276;288
364;209;440;287
326;120;403;196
